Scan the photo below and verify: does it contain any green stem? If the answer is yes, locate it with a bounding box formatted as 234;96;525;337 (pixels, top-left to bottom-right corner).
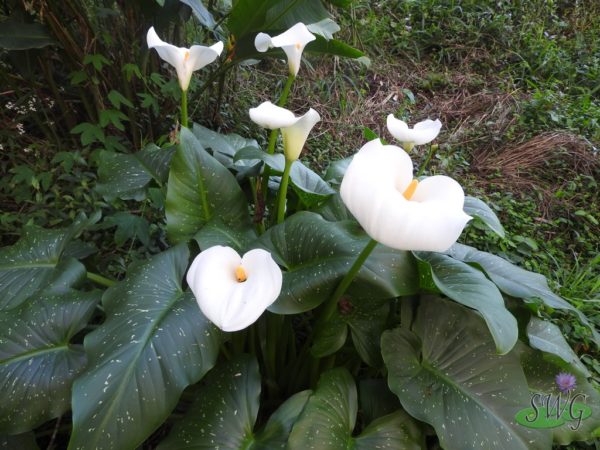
258;74;296;222
278;73;295;107
417;144;438;177
319;239;378;324
276;158;293;223
87;272;116;287
181;89;188;128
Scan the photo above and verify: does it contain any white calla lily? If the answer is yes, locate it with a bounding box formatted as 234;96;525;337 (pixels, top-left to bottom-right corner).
340;139;471;252
186;246;282;332
255;22;316;76
147;26;223;91
386;114;442;150
249;101;320;161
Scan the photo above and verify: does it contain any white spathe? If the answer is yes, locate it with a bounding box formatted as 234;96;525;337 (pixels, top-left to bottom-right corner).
255;22;316;76
249;101;320;161
147;27;224;91
187;246;282;332
386;114;442;147
340;139;471;252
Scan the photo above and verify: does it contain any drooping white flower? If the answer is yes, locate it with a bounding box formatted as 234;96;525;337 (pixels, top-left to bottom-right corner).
186;246;282;332
386;114;442;150
255;23;316;76
147;27;224;91
340;139;471;252
249;101;320;161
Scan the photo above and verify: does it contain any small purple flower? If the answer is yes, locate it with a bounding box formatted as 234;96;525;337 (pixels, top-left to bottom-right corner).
555;372;577;393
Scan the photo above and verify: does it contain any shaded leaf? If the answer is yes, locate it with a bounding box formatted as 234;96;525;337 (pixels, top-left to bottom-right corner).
158;354;259;450
0;213;98;310
0;18;54;50
381;296;552;450
0;291;100;434
288;368;357;449
69;245;221;450
289;161;336;207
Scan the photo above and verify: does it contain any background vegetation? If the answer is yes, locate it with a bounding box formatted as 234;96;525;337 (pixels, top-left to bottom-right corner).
1;0;598;448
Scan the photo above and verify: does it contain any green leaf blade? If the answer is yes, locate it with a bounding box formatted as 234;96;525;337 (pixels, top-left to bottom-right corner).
69;245;221;450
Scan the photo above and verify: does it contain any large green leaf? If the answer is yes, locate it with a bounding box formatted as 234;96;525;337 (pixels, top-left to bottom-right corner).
288;368;421;449
414;251;518;354
0;291;99;434
158;354;260;449
288;368;357;449
166;128;252;243
526;317;590;377
257;212;419;314
447;243;599;345
69;245;221;450
194;218;257;253
96;145;175;201
0;18;54;50
381;296;552;450
463;195;505;238
519;344;600;444
227;0;280;39
0;213;98;311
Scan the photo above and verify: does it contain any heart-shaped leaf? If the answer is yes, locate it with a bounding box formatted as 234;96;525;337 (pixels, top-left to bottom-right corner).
0;291;99;434
69;245;221;450
258;212;418;314
381;296;552;450
166;128;252;243
447;243;599;345
0;213;98;311
414;251;518;354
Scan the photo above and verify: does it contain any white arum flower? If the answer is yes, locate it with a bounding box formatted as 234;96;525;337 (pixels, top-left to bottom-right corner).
386;114;442;150
147;27;224;91
255;22;316;76
340;139;471;252
249;101;320;161
187;246;282;332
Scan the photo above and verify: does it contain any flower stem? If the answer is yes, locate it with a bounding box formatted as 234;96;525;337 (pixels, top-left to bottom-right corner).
259;74;296;224
417;144;438;177
318;238;378;324
87;271;116;287
181;89;188;128
276;158;293;223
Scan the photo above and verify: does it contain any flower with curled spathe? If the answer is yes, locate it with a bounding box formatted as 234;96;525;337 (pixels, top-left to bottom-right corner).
249;101;320;161
254;23;316;77
147;27;223;91
186;246;282;332
387;114;442;151
340;139;471;252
